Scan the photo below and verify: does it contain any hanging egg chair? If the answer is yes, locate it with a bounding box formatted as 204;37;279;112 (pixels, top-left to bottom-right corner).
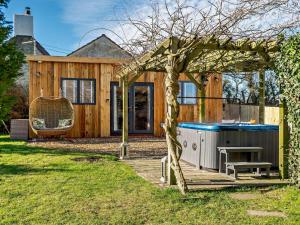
29;95;74;137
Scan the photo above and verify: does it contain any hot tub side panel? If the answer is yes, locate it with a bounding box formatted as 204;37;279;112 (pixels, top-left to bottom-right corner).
239;130;279;167
177;127;201;169
201;131;219;170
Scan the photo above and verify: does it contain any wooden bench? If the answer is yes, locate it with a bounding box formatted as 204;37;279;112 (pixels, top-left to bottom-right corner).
218;147;263;173
226;162;272;179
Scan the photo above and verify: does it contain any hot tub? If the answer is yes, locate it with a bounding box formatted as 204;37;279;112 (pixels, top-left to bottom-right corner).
177;123;279;170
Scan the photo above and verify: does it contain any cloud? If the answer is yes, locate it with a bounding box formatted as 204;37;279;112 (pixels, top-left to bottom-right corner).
59;0;200;48
60;0;300;52
60;0;145;47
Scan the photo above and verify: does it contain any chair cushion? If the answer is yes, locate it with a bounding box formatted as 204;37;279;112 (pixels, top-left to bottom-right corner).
58;119;72;128
32;118;46;130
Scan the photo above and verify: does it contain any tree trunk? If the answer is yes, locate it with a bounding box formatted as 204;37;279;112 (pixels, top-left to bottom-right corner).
164;54;188;195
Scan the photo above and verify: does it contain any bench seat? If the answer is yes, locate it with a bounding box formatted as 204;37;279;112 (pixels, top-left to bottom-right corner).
226;162;272;179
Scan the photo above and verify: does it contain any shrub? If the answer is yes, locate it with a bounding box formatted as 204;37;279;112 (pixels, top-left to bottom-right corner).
276;34;300;185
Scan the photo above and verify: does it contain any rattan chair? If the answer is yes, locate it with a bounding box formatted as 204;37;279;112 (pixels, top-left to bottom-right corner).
29;96;74;137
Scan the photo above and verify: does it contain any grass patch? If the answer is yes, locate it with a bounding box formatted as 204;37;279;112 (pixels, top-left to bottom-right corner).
0;135;299;224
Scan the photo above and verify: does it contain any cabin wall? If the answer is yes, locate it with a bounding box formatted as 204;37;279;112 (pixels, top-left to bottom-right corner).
29;59;222;138
177;73;223;123
205;74;223;123
29;61;105;138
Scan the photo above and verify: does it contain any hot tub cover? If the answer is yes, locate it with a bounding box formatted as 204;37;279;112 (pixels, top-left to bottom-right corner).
178;122;279;131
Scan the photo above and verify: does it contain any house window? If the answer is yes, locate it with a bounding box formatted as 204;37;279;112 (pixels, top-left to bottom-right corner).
177;81;197;104
61;78;96;104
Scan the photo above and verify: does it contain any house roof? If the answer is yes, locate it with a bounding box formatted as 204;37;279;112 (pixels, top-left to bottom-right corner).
10;35;50;55
68;34;132;59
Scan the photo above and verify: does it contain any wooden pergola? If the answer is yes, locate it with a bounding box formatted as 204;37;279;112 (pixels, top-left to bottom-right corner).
117;36;288;193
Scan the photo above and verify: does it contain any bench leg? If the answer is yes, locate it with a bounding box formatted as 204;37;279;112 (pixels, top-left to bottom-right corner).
225;153;229;174
250;153;254;173
219;152;222;173
266;167;270;177
226;165;229;176
256;168;261;175
233;169;238;179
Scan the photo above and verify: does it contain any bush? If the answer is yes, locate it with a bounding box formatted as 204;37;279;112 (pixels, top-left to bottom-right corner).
276;34;300;185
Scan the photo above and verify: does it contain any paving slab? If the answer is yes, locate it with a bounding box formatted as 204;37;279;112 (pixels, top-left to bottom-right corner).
247;210;287;218
229;193;261;200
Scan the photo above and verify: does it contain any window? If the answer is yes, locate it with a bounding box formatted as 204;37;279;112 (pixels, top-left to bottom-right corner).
61;78;96;104
177;81;197;104
62;79;78;103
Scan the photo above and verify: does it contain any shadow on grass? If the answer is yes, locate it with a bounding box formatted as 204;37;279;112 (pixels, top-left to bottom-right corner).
188;184;288;194
0;163;69;175
0;143;90;156
0;137;117;176
0;139;117;160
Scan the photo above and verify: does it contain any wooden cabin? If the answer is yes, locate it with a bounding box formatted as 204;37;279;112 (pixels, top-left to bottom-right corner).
27;55;222;138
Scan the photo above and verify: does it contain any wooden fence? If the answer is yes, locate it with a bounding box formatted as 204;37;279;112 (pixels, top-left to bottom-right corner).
223;104;279;125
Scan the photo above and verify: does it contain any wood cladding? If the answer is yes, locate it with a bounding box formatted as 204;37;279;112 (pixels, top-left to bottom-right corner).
28;57;222;138
177;73;223;123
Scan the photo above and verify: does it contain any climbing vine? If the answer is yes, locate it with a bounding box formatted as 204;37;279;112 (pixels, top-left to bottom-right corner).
275;34;300;185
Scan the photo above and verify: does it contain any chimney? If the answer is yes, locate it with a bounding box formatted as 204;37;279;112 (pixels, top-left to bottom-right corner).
25;7;31;15
14;7;34;37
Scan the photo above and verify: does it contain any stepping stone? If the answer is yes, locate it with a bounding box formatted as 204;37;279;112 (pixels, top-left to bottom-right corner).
229;193;260;200
247;210;287;218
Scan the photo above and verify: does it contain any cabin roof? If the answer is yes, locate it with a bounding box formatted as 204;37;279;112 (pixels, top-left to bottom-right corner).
68;34;132;59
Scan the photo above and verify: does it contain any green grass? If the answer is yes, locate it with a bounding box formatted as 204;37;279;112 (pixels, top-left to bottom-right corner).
0;136;299;225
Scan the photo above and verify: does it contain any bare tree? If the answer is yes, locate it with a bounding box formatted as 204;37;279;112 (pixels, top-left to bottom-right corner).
115;0;300;56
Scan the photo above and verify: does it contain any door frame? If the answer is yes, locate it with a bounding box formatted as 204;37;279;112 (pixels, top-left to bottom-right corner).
110;82;154;135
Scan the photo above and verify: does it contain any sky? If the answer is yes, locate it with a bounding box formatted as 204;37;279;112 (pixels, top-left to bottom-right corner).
3;0;299;56
3;0;145;56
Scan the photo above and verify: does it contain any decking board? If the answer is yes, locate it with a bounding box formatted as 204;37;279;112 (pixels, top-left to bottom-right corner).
124;159;288;190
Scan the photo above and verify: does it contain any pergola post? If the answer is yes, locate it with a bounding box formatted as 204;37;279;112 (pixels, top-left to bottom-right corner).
165;55;179;185
199;73;206;122
120;77;129;159
164;51;188;194
258;69;265;124
279;99;289;179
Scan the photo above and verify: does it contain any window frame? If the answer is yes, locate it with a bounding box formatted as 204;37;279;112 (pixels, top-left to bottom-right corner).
178;81;198;105
61;78;96;105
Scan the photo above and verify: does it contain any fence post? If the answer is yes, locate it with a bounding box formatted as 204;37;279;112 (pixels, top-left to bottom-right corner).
258;69;265;124
279;99;289;179
198;73;206;122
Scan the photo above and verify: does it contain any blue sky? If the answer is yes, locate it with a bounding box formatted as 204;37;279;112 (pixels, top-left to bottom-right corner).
3;0;145;56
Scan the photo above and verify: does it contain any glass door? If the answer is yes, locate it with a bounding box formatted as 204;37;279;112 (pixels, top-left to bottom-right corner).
111;84;124;134
110;82;154;135
133;84;154;133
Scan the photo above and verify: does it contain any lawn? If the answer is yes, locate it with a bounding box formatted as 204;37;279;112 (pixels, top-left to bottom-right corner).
0;136;299;225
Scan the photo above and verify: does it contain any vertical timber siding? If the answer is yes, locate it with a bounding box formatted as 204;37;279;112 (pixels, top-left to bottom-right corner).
177;73;223;123
28;56;222;138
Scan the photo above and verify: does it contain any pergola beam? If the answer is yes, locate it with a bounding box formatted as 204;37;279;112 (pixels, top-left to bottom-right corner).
118;36;279;80
185;72;202;90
